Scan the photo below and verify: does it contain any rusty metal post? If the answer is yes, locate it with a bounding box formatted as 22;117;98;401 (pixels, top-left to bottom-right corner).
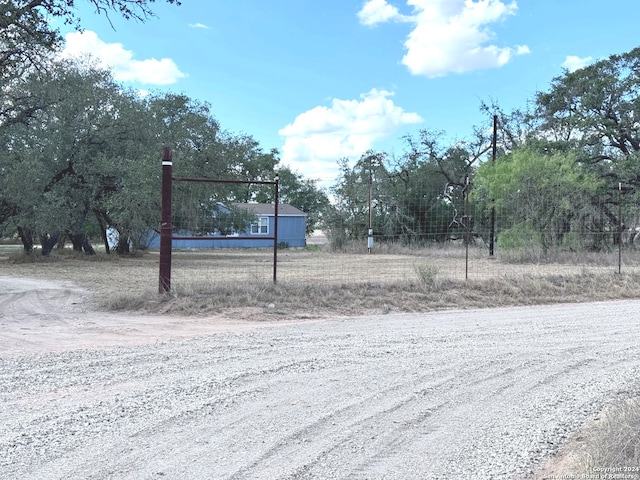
159;147;173;293
273;174;279;284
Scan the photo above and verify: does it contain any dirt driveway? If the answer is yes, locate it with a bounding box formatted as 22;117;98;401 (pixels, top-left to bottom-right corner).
0;277;275;354
1;276;640;479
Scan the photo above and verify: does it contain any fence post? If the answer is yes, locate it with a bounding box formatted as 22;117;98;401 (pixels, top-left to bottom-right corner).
273;174;279;284
618;182;622;274
159;147;173;293
464;175;470;280
489;114;497;256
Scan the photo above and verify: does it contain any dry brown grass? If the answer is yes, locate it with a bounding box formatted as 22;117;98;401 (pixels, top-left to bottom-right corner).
584;399;640;474
541;399;640;479
2;246;640;318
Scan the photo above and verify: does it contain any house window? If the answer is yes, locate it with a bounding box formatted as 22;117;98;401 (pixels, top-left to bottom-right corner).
251;217;269;234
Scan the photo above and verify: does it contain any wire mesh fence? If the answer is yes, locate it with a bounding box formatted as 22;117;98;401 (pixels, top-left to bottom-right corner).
165;177;640;292
167;243;640;293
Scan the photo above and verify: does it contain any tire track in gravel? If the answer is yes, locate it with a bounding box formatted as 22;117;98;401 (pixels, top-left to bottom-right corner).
2;301;640;479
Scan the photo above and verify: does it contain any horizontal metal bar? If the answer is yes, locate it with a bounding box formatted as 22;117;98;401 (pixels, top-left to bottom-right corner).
172;236;275;241
172;177;277;185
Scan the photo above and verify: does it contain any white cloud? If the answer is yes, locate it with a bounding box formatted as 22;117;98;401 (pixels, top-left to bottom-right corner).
358;0;412;26
358;0;529;78
562;55;592;72
279;89;422;182
189;23;210;29
61;30;186;85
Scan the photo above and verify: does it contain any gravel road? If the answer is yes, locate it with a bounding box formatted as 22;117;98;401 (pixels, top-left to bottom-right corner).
2;280;640;479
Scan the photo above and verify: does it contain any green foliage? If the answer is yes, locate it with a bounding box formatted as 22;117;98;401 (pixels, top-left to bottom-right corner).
531;47;640;234
0;52;332;255
496;221;542;251
325;128;492;249
1;60;117;230
329;152;390;241
0;1;181;128
476;148;602;205
474;148;605;251
322;205;350;251
534;47;640;162
0;1;59;92
388;141;459;242
8;20;640;261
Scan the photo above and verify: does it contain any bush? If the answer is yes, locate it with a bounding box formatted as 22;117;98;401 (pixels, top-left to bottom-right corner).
415;262;440;289
497;222;543;251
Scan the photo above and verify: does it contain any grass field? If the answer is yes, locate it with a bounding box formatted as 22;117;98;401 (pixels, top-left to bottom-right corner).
2;244;640;317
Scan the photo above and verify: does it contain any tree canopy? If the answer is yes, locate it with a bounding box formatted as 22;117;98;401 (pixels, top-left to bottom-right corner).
474;148;604;251
3;12;640;258
0;0;181;126
322;46;640;252
0;55;330;254
0;0;333;254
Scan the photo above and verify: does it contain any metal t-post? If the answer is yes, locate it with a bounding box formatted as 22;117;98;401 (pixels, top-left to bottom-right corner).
618;182;622;274
464;175;470;280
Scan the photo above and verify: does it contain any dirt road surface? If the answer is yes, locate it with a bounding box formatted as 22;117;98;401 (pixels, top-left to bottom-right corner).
1;276;640;479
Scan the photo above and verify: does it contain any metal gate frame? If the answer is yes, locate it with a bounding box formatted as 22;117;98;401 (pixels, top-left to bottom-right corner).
158;147;279;293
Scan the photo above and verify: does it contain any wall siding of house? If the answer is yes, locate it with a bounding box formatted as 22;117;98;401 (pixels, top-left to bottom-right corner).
270;215;307;247
147;205;306;249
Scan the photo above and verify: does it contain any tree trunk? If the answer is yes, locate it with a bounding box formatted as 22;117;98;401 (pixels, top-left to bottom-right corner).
71;233;96;255
40;233;60;256
94;210;111;254
117;234;131;254
17;227;34;254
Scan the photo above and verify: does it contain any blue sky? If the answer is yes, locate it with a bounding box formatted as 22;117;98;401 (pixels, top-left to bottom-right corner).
56;0;640;184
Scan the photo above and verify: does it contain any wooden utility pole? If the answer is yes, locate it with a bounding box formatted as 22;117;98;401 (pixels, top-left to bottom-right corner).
368;156;373;253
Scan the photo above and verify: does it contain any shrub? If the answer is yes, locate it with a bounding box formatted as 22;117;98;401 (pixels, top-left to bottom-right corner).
415;262;440;289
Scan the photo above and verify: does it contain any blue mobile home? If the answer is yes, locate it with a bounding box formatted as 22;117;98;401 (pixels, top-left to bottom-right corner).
149;203;307;249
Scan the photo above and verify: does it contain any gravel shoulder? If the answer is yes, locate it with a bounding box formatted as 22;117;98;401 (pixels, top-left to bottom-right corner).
1;276;640;479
